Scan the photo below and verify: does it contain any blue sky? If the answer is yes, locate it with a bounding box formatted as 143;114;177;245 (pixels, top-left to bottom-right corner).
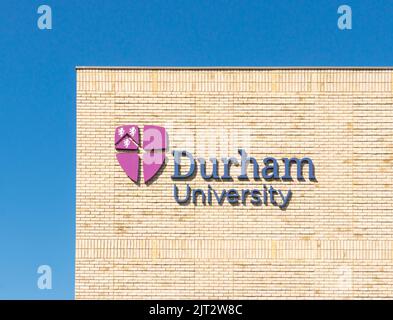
0;0;392;299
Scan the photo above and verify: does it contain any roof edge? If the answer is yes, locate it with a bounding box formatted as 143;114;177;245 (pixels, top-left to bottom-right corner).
75;66;393;70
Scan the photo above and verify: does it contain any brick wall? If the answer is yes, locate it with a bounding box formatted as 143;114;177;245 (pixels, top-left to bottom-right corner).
76;68;393;299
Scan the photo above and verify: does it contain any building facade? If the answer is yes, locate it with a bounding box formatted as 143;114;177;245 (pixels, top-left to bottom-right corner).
76;67;393;299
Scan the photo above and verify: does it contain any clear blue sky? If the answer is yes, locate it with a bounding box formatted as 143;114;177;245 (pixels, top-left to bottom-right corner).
0;0;392;299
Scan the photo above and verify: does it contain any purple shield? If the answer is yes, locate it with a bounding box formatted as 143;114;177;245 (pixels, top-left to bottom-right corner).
115;124;167;184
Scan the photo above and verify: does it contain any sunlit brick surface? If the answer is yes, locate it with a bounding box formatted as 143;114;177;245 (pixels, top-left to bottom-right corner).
76;68;393;299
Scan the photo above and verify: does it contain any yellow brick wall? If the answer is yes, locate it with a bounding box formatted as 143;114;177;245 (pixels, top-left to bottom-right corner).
76;68;393;299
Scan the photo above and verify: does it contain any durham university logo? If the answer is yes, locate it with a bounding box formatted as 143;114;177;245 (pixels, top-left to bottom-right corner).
115;125;167;183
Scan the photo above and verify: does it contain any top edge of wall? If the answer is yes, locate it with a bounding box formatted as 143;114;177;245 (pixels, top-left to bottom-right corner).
75;66;393;71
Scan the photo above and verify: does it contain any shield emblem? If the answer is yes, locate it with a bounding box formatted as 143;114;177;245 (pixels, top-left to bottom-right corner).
115;125;167;183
